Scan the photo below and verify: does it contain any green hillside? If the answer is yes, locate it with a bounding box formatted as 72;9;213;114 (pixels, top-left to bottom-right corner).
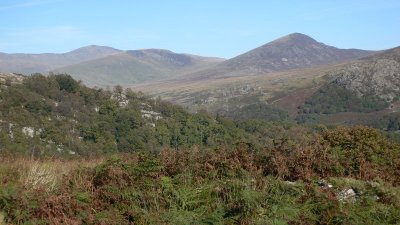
0;73;257;157
0;74;400;224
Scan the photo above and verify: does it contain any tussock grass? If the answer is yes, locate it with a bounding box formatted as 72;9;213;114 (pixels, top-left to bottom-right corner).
0;157;103;188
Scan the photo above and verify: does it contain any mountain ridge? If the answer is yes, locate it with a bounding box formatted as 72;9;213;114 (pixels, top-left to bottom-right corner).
0;45;122;74
0;33;384;88
53;49;225;87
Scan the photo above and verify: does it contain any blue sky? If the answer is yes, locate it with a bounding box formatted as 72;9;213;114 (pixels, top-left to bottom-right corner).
1;0;399;58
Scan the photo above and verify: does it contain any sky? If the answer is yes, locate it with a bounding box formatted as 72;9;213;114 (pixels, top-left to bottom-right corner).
1;0;399;58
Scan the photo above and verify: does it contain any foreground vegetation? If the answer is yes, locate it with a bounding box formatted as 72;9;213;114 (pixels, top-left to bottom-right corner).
1;125;400;224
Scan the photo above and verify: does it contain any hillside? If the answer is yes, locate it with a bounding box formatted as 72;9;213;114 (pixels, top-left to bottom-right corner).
184;33;373;80
134;38;400;128
300;46;400;116
333;46;400;101
131;33;377;121
54;49;225;87
1;75;400;224
133;62;345;121
0;45;121;74
0;73;271;157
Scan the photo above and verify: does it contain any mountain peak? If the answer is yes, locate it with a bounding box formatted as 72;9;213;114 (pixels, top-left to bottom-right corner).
287;32;312;39
271;33;318;45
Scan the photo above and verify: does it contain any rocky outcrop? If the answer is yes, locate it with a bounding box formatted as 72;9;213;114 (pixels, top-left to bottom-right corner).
0;72;24;85
331;47;400;102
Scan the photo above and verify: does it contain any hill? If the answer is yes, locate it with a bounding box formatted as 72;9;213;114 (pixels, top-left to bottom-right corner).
184;33;373;80
0;73;272;157
133;61;346;120
131;33;377;121
54;49;225;87
300;46;400;116
0;45;121;74
134;37;400;128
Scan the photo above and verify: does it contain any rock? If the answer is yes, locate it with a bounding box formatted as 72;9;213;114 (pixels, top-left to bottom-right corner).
8;123;14;139
56;145;63;152
337;188;357;202
119;99;129;107
141;110;162;121
68;150;76;155
22;127;35;138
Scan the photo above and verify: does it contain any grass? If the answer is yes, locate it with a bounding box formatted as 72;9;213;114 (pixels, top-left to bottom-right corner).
0;157;102;190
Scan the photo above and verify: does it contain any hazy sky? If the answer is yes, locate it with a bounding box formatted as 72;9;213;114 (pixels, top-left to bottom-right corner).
1;0;399;58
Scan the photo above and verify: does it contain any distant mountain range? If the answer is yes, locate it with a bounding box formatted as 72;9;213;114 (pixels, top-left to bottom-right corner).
53;49;224;87
0;33;375;87
0;45;121;74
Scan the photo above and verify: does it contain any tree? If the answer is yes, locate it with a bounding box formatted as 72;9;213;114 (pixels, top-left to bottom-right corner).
53;74;79;93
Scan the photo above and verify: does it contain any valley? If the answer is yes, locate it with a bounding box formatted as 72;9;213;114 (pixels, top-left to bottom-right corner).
1;32;400;224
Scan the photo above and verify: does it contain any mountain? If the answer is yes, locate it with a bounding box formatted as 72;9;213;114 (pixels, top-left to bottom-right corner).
0;45;121;74
54;49;225;87
185;33;374;80
132;33;377;118
0;33;373;88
